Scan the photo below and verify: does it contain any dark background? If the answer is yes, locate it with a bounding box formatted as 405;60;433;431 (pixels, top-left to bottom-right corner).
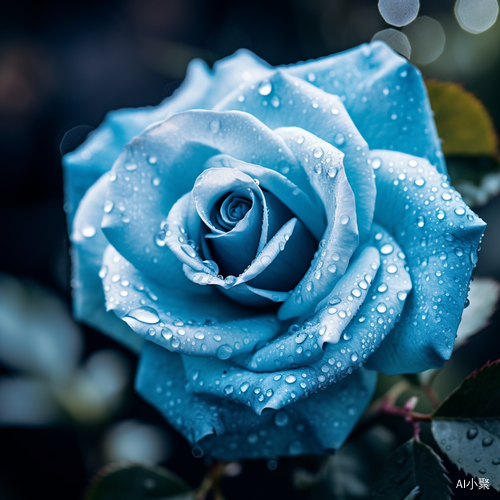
1;0;500;499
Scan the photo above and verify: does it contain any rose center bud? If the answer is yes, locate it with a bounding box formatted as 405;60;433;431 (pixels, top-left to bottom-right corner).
192;166;319;298
212;191;253;231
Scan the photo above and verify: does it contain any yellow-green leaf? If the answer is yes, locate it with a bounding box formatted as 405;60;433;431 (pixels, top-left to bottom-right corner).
426;80;498;157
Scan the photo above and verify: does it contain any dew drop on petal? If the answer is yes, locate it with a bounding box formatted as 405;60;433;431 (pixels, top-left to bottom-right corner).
217;344;233;360
258;80;272;96
126;306;160;324
82;225;96;238
274;411;289;427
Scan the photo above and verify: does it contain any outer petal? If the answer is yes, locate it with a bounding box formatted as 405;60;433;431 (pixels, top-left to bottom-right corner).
71;173;143;352
181;227;411;415
101;245;281;358
215;70;375;240
285;41;446;173
136;342;377;459
365;150;486;374
63;49;272;226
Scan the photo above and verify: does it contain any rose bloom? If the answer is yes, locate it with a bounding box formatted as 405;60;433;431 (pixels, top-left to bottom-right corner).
65;42;485;459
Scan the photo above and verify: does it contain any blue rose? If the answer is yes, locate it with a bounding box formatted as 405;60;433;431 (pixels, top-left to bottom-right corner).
64;41;485;459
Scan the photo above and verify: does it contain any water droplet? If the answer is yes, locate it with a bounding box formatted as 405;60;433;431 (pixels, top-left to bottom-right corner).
408;160;419;167
417;216;425;227
327;166;337;178
258;80;272;96
492;458;500;465
327;264;337;273
104;200;114;213
415;178;425;187
194;332;205;340
271;96;280;108
340;215;349;225
372;158;382;169
483;437;494;447
274;411;289;427
467;428;478;439
295;332;307;344
161;328;173;340
125;163;137;171
203;260;219;275
148;155;157;164
313;147;324;158
387;265;398;274
437;210;445;220
334;133;345;145
351;353;358;362
192;447;204;458
209;119;220;133
126;306;160;324
377;303;387;313
148;327;156;336
217;344;233;360
378;283;388;293
380;244;394;255
247;433;258;444
398;291;407;301
224;385;234;395
181;244;197;258
82;225;96;238
297;135;304;144
99;266;108;279
331;108;339;115
455;207;465;216
285;375;297;384
240;382;250;393
442;192;452;201
171;337;180;348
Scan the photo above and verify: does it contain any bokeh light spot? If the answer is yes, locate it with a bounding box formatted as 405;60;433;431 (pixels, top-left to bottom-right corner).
372;28;412;58
455;0;499;34
403;16;446;64
378;0;420;27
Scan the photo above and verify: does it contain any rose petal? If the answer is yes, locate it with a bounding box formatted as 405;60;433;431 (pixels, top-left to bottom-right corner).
71;173;143;352
285;41;446;173
276;128;359;319
136;342;376;459
101;245;281;357
101;110;301;286
63;49;272;225
365;150;486;374
215;70;375;241
182;227;410;414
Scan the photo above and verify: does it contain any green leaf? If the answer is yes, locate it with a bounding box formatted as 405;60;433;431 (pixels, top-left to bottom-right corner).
85;463;192;500
426;80;500;207
431;360;500;491
371;439;451;500
426;80;498;157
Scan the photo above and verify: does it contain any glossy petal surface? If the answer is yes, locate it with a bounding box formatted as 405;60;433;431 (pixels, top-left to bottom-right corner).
365;150;485;374
285;41;445;173
101;245;281;358
71;173;142;352
137;342;377;459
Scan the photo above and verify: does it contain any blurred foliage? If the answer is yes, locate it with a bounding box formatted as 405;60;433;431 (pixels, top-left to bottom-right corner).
372;439;451;500
427;80;498;157
86;463;192;500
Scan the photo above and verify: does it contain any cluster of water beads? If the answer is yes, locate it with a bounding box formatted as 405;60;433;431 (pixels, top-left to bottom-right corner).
371;153;484;354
